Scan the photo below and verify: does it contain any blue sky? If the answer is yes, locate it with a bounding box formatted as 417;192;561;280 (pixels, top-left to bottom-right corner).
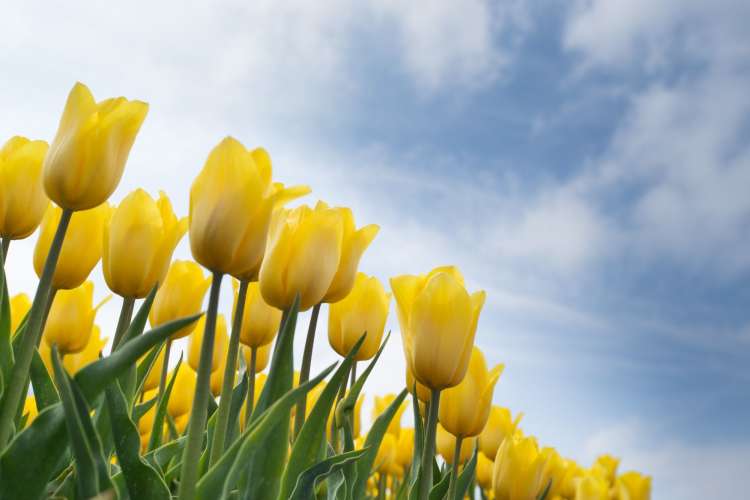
2;1;749;498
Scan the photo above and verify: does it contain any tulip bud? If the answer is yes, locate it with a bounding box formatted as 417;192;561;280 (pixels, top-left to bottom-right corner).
210;359;232;397
328;273;390;361
476;452;494;492
63;325;108;374
235;280;281;348
189;137;309;278
391;266;485;391
319;205;379;303
492;435;551;500
241;343;271;373
10;293;31;336
479;406;523;461
259;202;345;311
43;281;110;354
43;82;148;211
396;428;414;468
436;423;476;465
103;189;187;298
616;471;651;500
373;394;406;437
575;475;609;500
167;365;197;419
592;454;619;485
188;313;228;373
0;136;49;239
373;432;397;474
149;260;210;339
34;203;112;290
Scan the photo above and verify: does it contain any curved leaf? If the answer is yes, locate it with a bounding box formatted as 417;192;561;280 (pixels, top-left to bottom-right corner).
288;449;367;500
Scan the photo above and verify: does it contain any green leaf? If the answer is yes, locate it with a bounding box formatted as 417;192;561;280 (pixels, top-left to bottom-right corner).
148;355;182;451
135;343;164;398
428;471;450;500
454;446;478;500
117;286;157;402
288;449;367;500
105;380;170;500
223;370;248;447
30;348;58;411
406;389;425;494
133;395;158;424
143;436;186;474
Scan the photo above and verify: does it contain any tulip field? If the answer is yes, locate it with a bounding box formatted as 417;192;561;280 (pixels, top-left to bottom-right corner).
0;82;652;499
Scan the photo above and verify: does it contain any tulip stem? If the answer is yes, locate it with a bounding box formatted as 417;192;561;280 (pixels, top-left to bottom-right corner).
0;208;71;447
245;346;257;427
157;340;172;398
178;271;223;500
209;279;248;465
112;296;135;351
378;473;387;500
1;238;9;264
350;361;357;388
294;302;321;439
418;388;441;500
447;434;463;500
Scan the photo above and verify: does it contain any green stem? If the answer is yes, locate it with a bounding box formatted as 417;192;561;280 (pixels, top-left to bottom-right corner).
447;434;463;500
178;271;223;500
0;208;71;446
1;238;9;264
209;279;248;465
111;296;135;351
294;302;320;439
350;361;357;388
378;473;387;500
418;389;441;500
245;346;257;427
157;340;172;398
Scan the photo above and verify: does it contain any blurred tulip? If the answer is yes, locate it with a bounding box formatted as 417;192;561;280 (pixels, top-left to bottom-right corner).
42;281;110;354
373;432;397;474
439;347;503;438
492;435;551;500
616;471;651;500
479;406;523;461
62;325;108;374
235;280;281;348
43;82;148;211
396;428;414;469
259;202;344;311
241;343;271;373
149;260;210;339
188;314;228;373
328;273;390;361
9;293;31;336
476;452;494;492
167;366;197;419
373;394;407;437
0;136;49;239
142;346;167;392
436;423;476;465
541;447;568;499
103;189;187;298
34;203;111;290
391;265;485;391
210;360;234;397
575;475;609;500
592;454;619;485
189;137;309;277
22;396;38;426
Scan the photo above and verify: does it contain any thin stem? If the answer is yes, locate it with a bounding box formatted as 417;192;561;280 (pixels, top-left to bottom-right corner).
378;473;387;500
111;296;135;351
245;346;257;427
157;340;173;398
350;361;357;388
178;271;223;500
331;363;351;451
1;238;9;264
209;279;248;465
418;388;441;500
294;302;320;439
0;208;71;446
447;434;464;500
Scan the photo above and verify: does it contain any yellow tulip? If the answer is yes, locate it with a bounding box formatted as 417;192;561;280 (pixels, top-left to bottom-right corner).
592;454;619;484
142;346;167;392
396;428;414;468
63;325;108;374
23;396;38;426
34;203;112;290
540;447;569;499
10;293;31;336
42;281;110;355
103;189;187;298
328;273;390;360
616;471;651;500
189;137;309;278
241;343;271;373
188;314;228;373
406;366;432;403
436;423;476;465
167;366;197;418
319;205;379;303
210;360;233;397
439;347;503;438
560;460;584;499
43;82;148;211
492;436;551;500
0;136;49;239
373;394;406;437
391;265;485;391
575;475;609;500
373;432;397;474
174;413;189;435
235;280;281;348
259;202;344;311
476;452;494;492
149;260;210;339
479;406;523;461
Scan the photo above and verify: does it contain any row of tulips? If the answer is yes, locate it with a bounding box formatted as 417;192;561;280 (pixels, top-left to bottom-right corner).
0;81;651;500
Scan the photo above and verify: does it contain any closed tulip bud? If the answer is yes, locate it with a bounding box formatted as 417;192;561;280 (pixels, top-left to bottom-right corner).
43;82;148;211
592;454;619;485
493;435;551;500
319;205;379;303
439;347;503;438
235;280;281;348
328;273;390;360
616;471;651;500
23;396;38;426
34;203;112;290
149;260;210;339
103;189;187;298
63;325;108;374
10;293;31;336
373;394;406;437
241;343;271;373
406;366;432;403
43;281;110;354
391;266;485;391
396;428;414;468
373;432;397;474
259;202;345;311
142;347;167;392
479;406;523;460
188;314;228;372
540;447;569;499
476;452;494;492
189;137;310;277
436;423;476;465
575;475;609;500
168;366;197;418
0;136;49;239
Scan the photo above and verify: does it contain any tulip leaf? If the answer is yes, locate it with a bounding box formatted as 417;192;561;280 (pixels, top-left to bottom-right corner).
105;380;170;500
454;446;478;500
133;394;158;424
148;355;182;452
409;390;424;485
288;448;367;500
144;435;186;474
224;370;248;446
135;342;165;397
428;471;450;500
30;347;58;411
118;286;157;402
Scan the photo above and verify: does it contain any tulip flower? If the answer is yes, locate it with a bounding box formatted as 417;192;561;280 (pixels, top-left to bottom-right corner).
167;366;197;419
396;428;414;469
42;281;110;355
328;273;390;361
616;471;652;500
62;325;108;374
406;366;431;403
150;260;211;339
320;205;379;303
373;394;407;437
103;189;187;299
43;82;148;211
373;432;397;474
188;314;228;373
492;435;551;500
0;136;49;240
235;280;281;348
34;203;112;290
479;406;523;461
540;447;570;499
592;454;619;485
241;343;271;374
476;452;494;493
575;475;610;500
436;423;476;465
9;293;31;336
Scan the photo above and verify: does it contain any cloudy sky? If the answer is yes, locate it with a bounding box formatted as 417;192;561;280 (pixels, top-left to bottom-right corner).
2;1;749;497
